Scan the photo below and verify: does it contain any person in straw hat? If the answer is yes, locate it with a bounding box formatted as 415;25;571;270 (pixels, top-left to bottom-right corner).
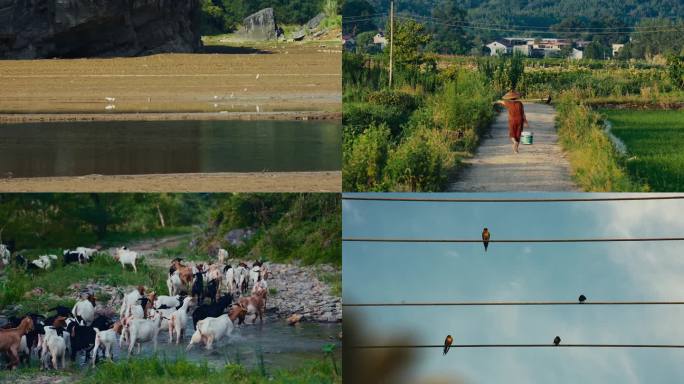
495;90;529;154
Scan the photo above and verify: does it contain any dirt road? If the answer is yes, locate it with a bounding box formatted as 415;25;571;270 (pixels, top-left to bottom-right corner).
0;171;341;192
449;103;578;192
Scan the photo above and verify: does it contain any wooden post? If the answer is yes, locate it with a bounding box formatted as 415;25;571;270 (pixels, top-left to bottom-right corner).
389;0;394;88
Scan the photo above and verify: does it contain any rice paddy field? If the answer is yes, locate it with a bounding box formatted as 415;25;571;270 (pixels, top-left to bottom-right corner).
601;109;684;191
0;41;341;115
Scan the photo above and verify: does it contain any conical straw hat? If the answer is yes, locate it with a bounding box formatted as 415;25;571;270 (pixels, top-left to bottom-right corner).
502;90;522;100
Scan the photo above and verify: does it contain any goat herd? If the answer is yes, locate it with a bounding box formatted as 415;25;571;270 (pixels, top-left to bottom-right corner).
0;244;273;371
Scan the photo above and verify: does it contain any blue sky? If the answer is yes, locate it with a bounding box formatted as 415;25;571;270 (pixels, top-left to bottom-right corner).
343;193;684;383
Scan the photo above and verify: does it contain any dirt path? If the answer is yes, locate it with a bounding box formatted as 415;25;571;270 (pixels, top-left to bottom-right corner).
449;103;578;191
0;171;341;192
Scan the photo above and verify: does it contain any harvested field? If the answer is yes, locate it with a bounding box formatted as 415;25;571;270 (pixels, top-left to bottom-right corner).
0;43;341;115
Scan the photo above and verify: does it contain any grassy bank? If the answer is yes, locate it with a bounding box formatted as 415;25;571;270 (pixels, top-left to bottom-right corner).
0;254;167;315
0;356;341;384
601;109;684;191
555;94;646;191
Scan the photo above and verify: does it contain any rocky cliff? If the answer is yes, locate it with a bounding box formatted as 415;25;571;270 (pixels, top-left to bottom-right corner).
0;0;201;59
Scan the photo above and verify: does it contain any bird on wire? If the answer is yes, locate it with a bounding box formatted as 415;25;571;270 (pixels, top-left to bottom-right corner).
444;335;453;355
482;228;490;252
554;336;561;346
579;294;587;304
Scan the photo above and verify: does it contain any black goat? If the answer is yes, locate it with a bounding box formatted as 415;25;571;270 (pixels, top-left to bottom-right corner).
191;294;233;329
67;321;96;362
206;279;218;304
191;271;204;303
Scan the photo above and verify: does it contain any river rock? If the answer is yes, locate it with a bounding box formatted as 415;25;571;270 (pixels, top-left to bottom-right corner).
0;0;201;59
240;8;277;41
306;12;326;30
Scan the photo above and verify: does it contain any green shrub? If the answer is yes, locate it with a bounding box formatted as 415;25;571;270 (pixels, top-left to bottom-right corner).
384;128;454;191
343;102;410;137
342;123;392;191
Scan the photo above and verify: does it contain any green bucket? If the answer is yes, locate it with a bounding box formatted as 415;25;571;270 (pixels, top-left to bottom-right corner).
521;132;533;145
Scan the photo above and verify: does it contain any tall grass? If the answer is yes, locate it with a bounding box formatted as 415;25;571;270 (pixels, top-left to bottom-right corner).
555;93;647;192
77;356;341;384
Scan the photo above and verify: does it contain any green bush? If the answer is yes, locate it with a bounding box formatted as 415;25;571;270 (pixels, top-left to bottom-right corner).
384;128;454;191
342;123;392;191
343;102;410;137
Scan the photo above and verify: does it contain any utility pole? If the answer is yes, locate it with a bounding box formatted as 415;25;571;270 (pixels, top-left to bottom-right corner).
389;0;394;88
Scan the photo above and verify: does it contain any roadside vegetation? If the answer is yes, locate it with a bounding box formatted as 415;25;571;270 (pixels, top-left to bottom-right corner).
555;94;645;192
342;20;522;191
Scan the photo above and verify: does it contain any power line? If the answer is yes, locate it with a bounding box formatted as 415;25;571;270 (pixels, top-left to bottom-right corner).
342;195;684;203
350;344;684;349
406;13;683;32
344;301;684;307
343;237;684;243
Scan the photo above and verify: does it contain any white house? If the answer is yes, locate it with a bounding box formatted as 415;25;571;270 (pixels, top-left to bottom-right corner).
612;44;624;57
486;41;510;56
513;44;532;56
373;33;387;49
570;48;584;60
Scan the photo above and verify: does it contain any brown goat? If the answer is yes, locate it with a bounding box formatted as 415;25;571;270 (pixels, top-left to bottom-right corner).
0;317;34;369
229;304;248;324
171;260;193;286
238;289;267;324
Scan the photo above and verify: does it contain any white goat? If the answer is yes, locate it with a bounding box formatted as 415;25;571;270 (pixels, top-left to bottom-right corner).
224;266;236;294
166;271;184;296
41;326;66;370
114;247;138;272
186;313;237;351
154;295;181;309
217;248;228;264
75;247;97;261
249;266;261;287
72;297;95;326
1;244;10;266
168;297;195;344
31;254;57;269
92;322;123;365
119;287;144;318
126;311;162;356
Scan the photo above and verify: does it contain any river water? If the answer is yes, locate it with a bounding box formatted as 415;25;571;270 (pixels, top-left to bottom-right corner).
0;120;341;177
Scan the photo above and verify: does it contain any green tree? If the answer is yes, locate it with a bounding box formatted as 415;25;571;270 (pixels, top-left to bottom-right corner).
426;1;470;54
390;19;432;68
668;54;684;89
342;0;376;34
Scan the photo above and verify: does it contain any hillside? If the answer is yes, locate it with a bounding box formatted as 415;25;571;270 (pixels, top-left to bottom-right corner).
349;0;684;55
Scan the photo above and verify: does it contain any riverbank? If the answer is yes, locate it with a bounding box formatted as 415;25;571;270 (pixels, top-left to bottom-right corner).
0;171;341;192
0;111;341;123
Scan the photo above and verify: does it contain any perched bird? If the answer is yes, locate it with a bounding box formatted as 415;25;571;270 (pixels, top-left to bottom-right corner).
443;335;453;355
578;294;587;304
482;228;490;252
553;336;561;346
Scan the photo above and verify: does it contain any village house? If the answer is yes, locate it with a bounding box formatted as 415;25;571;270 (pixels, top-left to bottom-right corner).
373;32;387;49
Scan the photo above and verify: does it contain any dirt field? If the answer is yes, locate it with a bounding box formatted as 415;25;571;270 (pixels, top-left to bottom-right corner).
0;171;341;192
0;42;341;115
